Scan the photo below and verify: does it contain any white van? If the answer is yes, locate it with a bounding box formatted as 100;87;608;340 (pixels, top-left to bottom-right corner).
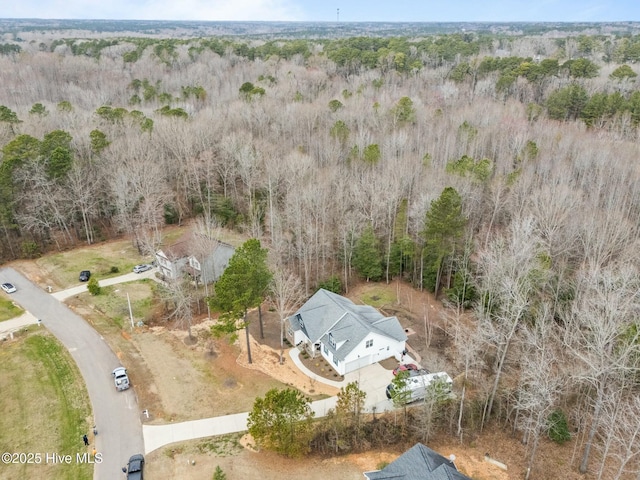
386;371;452;404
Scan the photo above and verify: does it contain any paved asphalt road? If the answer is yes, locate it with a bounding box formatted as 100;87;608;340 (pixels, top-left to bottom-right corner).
1;265;401;474
1;267;144;479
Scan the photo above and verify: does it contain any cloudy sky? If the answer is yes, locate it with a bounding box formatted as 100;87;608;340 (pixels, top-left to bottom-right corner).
3;0;639;22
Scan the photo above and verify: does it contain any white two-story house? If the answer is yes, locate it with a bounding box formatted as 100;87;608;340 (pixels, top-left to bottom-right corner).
155;232;235;284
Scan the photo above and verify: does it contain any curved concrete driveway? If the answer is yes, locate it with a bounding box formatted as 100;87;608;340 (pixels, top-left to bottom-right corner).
2;266;401;466
52;269;157;301
0;267;145;479
142;348;399;454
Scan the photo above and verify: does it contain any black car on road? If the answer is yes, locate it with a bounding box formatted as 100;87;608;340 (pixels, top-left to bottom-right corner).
123;454;144;479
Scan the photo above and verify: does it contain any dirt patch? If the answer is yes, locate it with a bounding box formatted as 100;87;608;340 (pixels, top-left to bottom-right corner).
131;322;292;422
379;356;399;371
10;259;56;290
145;435;366;480
127;311;338;425
227;319;339;398
428;425;585;480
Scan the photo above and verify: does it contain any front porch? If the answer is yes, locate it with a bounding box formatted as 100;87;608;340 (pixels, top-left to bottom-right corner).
301;340;322;358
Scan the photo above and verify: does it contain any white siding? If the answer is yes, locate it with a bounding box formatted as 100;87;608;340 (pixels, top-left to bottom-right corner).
345;355;372;373
342;332;406;373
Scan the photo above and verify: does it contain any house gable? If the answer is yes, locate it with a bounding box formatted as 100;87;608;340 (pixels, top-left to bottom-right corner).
291;290;349;343
155;231;235;282
363;443;471;480
290;289;407;366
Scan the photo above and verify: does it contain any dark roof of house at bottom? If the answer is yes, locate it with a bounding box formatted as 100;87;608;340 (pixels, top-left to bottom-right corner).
288;288;407;360
363;443;472;480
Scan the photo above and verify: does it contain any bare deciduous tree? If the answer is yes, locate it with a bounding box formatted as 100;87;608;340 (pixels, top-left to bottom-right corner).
446;310;484;441
106;135;172;255
513;306;566;479
563;263;640;474
159;276;197;340
476;216;549;427
268;265;305;364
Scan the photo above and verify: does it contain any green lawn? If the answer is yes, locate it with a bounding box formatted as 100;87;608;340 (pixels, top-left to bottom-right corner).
31;225;245;289
86;281;157;329
356;286;398;308
0;329;93;480
0;297;24;322
36;241;147;287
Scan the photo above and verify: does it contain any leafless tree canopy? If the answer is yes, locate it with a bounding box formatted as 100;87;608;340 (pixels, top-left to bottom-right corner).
2;23;640;476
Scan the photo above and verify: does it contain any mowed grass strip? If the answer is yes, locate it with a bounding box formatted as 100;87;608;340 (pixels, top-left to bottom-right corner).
0;331;92;480
0;297;23;322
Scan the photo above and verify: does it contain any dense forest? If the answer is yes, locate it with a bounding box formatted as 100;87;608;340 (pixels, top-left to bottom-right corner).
1;21;640;477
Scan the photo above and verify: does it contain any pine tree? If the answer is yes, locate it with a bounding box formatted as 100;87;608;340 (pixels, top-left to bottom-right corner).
353;225;383;281
210;238;272;364
422;187;466;295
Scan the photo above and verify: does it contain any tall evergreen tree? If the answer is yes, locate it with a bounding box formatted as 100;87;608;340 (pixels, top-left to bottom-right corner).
353;225;383;281
422;187;466;296
209;238;272;364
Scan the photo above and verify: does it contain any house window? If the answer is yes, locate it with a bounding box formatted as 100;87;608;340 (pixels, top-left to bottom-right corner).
297;313;304;329
323;344;328;355
329;333;336;349
366;339;373;348
287;327;293;338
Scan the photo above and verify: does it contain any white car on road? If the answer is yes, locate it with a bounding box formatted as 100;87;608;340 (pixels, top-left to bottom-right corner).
1;282;17;293
133;264;153;274
112;367;130;391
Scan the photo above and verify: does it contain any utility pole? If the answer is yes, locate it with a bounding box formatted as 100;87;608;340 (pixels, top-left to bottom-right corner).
203;267;211;320
337;8;339;22
127;292;134;330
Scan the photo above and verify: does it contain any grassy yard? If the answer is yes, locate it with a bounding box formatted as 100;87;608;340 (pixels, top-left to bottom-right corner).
0;296;24;322
0;329;93;480
21;224;246;291
86;281;158;329
355;284;399;308
25;225;189;289
34;241;148;287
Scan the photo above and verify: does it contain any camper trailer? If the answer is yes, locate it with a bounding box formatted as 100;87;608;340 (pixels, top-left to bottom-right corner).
386;371;453;404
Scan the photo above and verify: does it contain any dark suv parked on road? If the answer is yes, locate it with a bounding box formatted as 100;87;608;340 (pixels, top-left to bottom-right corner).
123;454;144;479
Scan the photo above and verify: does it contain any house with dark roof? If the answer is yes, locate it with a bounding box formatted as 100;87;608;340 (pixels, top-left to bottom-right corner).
155;232;235;284
286;289;407;376
363;443;472;480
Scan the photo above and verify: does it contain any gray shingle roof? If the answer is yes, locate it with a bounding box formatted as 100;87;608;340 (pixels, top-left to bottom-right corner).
363;443;472;480
289;289;407;359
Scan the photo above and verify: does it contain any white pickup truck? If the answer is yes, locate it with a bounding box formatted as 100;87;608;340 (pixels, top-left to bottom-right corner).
112;367;130;391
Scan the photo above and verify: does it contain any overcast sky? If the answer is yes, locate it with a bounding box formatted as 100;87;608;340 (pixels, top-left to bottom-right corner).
3;0;639;22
